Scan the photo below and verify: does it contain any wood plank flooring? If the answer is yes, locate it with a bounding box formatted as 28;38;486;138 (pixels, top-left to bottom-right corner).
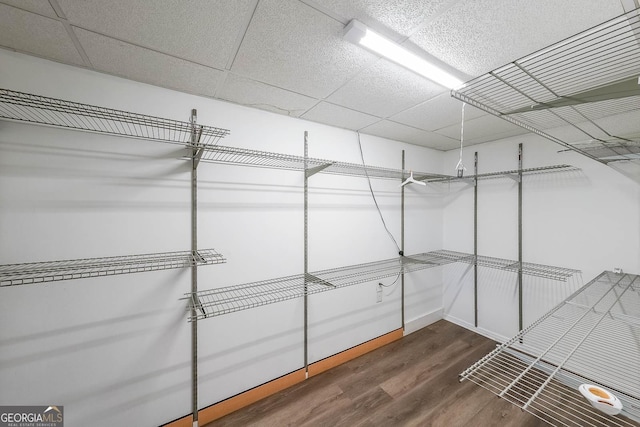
206;320;547;426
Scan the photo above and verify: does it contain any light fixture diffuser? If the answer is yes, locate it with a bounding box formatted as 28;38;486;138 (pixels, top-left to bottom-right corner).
344;20;464;90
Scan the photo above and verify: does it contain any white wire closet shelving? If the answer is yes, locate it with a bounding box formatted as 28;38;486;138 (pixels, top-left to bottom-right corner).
428;164;580;183
193;144;449;181
431;250;580;281
0;88;230;146
460;271;640;426
186;251;467;321
451;8;640;170
187;250;580;321
0;89;231;292
0;249;226;287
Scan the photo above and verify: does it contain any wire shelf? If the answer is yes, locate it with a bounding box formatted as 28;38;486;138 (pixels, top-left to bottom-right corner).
427;164;580;183
186;251;464;321
0;88;230;146
195;144;449;181
460;271;640;426
0;249;225;287
451;8;640;167
432;249;580;281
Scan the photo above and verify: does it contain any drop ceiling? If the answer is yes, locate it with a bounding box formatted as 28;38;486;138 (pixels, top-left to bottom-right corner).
0;0;634;150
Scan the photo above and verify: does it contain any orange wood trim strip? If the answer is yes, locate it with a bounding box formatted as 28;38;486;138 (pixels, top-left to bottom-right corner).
164;329;403;426
307;328;403;378
162;414;192;427
164;369;307;427
199;368;306;425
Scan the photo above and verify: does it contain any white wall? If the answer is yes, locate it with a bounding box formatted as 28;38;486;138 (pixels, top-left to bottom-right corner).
442;132;640;342
0;50;446;427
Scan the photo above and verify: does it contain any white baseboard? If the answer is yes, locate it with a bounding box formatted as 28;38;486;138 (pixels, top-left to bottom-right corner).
443;313;510;344
404;308;444;335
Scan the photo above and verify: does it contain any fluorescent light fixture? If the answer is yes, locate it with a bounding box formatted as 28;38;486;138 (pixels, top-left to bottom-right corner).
344;20;464;90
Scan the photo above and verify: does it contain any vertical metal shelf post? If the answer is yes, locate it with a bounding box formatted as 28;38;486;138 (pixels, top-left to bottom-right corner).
401;150;405;330
474;152;478;328
190;109;200;427
301;130;335;376
518;143;523;333
303;131;309;377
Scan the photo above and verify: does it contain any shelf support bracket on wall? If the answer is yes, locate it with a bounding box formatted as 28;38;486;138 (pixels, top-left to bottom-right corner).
503;173;519;183
192;125;205;169
190;109;200;427
305;273;336;288
305;162;333;178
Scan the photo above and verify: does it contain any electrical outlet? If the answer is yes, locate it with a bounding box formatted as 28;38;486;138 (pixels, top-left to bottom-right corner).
377;283;383;303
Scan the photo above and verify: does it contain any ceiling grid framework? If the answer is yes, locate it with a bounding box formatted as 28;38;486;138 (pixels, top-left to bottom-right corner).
0;0;633;151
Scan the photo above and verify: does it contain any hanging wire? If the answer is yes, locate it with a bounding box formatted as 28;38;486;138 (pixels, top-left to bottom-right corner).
379;273;401;288
455;102;467;177
356;132;401;254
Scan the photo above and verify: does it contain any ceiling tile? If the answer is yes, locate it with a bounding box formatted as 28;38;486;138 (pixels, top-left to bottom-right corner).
390;92;486;131
0;0;58;17
307;0;454;36
0;3;84;66
56;0;255;69
1;0;631;153
410;0;625;77
217;73;318;117
75;28;225;97
361;120;459;149
326;58;445;117
231;0;376;98
301;101;380;130
435;114;529;144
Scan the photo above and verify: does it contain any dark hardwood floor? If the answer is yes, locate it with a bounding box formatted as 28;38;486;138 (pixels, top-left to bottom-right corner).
207;320;547;426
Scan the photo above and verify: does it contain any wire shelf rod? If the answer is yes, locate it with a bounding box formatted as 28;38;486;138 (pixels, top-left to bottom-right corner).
194;144;449;181
186;251;466;321
465;360;639;426
516;322;640;379
523;15;638;69
426;164;580;183
565;301;640;327
521;276;638;410
529;51;640;97
0;249;225;287
459;273;607;381
451;8;640;170
518;32;639;82
431;249;580;280
461;71;640;119
460;271;640;426
504;355;640;426
465;22;638;108
0;88;230;146
520;24;640;84
528;385;633;427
